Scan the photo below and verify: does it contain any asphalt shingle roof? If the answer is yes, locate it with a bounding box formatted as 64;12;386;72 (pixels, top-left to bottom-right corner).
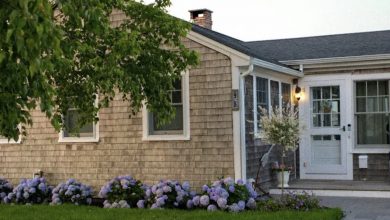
191;25;390;63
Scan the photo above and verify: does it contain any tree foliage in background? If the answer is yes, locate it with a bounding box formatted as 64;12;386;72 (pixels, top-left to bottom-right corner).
0;0;198;140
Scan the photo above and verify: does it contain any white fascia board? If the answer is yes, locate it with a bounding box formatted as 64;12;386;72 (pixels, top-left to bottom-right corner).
280;54;390;65
252;58;303;78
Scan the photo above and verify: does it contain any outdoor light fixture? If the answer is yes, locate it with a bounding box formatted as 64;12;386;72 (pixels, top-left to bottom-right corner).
295;86;302;101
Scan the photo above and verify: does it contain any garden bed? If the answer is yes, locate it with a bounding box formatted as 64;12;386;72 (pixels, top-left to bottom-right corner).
0;204;343;220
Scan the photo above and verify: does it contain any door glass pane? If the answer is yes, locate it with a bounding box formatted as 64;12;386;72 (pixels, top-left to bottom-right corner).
332;114;340;127
322;87;331;99
313;101;321;113
312;87;321;100
332;86;340;99
378;97;389;112
331;100;340;113
313;114;321;127
367;81;377;96
356;81;366;97
323;114;331;127
322;100;332;113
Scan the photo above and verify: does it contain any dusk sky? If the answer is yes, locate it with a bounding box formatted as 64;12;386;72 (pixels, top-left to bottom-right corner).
146;0;390;41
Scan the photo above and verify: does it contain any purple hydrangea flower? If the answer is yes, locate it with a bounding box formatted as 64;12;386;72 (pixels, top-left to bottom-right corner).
186;200;194;209
217;197;227;209
228;185;235;193
182;182;190;191
137;200;145;209
229;203;240;213
238;200;246;210
246;198;257;210
192;196;200;206
207;204;218;212
200;195;210;207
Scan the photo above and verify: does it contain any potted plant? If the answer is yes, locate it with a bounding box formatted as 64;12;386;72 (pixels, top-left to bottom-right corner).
272;162;293;188
259;105;300;193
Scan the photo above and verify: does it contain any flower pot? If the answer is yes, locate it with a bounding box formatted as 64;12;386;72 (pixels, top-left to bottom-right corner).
276;170;290;188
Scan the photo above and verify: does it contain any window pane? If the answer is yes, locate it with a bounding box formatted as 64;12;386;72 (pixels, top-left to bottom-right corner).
332;86;340;99
256;77;268;110
357;114;390;145
323;135;332;141
313;101;321;113
356;98;366;112
322;87;331;99
64;110;94;137
323;114;331;127
312;87;321;100
322;100;332;113
152;105;183;133
270;80;279;108
378;80;389;95
379;97;389;112
367;81;377;96
282;83;291;108
331;100;340;113
172;91;182;104
313;114;321;127
332;114;340;127
356;81;366;97
312;135;322;141
367;97;378;112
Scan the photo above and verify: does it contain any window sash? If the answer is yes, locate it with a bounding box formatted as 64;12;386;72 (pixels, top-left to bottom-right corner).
354;80;390;146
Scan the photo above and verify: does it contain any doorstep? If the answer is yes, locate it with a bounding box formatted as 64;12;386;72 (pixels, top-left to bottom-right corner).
269;179;390;198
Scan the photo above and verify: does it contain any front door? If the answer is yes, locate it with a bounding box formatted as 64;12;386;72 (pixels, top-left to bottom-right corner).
300;79;351;179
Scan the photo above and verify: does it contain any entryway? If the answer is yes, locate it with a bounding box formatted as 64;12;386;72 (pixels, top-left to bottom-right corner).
299;77;353;180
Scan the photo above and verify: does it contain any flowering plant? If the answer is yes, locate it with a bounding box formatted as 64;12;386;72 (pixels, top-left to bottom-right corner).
259;105;300;152
148;180;194;209
51;179;93;205
5;177;51;204
0;178;13;203
281;191;321;211
197;177;257;212
99;176;145;208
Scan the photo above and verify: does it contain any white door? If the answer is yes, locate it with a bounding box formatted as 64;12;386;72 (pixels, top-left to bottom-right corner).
300;79;351;179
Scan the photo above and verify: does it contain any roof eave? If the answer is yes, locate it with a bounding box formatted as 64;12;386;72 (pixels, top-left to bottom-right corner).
252;58;303;78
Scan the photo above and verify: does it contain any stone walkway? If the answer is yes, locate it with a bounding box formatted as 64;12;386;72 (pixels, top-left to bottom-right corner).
320;196;390;220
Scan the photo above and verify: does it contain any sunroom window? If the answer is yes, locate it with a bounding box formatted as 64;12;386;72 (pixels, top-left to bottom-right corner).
355;80;390;146
254;75;291;136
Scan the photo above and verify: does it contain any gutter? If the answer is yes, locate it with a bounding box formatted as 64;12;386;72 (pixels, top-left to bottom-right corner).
280;54;390;66
252;58;303;78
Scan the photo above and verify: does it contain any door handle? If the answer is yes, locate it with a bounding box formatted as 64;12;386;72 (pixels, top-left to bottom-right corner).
341;126;346;132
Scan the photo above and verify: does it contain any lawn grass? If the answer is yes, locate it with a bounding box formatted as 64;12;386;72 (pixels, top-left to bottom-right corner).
0;204;343;220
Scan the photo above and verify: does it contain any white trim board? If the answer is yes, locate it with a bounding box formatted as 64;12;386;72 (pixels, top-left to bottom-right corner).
270;189;390;198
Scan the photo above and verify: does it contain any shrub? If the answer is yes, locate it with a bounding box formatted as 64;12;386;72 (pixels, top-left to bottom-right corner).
197;177;258;212
148;180;194;209
5;177;51;204
281;191;321;211
51;179;93;205
99;176;146;208
257;198;284;211
0;178;13;203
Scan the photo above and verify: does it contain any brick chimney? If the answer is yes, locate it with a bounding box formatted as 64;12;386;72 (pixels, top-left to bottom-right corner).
189;9;213;29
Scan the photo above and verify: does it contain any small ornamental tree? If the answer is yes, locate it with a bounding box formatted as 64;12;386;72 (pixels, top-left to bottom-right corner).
259;105;300;193
0;0;198;140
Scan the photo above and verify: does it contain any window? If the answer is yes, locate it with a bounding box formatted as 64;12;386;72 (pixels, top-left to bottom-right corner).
311;86;340;128
253;75;292;137
143;72;190;141
149;79;183;135
0;135;21;144
59;98;99;142
355;80;390;146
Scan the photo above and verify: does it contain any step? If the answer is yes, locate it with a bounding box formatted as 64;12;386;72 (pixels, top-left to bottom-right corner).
270;188;390;198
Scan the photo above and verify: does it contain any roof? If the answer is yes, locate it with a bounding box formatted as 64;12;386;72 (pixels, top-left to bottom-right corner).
191;25;390;63
244;30;390;61
191;24;285;66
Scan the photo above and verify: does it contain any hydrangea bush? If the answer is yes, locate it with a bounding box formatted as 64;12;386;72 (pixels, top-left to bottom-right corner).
0;178;13;203
148;180;195;209
99;176;145;208
197;177;257;212
51;179;93;205
5;177;51;204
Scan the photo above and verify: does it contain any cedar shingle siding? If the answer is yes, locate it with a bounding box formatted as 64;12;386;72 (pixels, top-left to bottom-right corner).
0;12;235;190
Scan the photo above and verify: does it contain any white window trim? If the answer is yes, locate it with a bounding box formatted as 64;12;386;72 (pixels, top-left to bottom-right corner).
58;96;99;143
252;73;292;139
142;71;190;141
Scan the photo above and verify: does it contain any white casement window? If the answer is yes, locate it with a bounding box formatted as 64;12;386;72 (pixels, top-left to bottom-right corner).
253;75;291;138
59;97;99;143
355;80;390;147
142;72;190;141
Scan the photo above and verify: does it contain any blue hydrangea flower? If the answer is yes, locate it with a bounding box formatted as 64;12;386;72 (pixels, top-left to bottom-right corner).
207;204;218;212
200;195;210;206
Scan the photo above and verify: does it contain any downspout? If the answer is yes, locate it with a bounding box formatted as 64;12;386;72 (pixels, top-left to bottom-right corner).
239;62;254;181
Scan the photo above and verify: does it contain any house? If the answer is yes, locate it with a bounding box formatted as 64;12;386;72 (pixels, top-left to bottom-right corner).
1;8;390;192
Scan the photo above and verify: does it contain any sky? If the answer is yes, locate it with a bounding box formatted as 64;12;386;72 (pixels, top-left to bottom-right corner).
146;0;390;41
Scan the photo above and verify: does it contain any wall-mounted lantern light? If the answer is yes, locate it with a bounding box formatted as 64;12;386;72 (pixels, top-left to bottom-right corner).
295;86;302;101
